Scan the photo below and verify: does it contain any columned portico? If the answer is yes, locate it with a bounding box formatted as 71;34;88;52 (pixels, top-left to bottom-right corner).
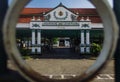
37;30;41;54
31;29;42;54
80;30;90;53
29;3;92;54
31;29;36;53
86;30;90;53
79;16;91;54
80;30;85;53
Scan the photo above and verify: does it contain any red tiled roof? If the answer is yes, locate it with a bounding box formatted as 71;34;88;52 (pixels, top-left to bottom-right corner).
19;8;101;23
70;8;98;15
21;8;52;15
21;8;98;15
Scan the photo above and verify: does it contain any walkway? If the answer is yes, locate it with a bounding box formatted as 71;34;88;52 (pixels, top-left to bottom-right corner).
8;59;114;82
38;48;90;59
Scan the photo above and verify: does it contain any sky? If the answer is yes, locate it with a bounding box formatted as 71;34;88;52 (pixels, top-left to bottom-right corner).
9;0;113;8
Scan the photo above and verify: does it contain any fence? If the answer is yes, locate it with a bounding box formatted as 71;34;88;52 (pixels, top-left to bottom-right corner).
0;0;120;82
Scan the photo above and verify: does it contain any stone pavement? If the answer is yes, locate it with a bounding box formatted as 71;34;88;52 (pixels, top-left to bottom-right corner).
8;59;114;82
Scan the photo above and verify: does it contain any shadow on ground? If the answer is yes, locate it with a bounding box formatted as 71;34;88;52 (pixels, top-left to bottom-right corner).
28;48;96;59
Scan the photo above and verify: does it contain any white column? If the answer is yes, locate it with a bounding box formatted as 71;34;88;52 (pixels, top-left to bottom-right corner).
37;30;41;54
32;29;36;53
86;30;90;53
81;30;85;44
57;41;59;47
86;30;90;44
80;30;85;53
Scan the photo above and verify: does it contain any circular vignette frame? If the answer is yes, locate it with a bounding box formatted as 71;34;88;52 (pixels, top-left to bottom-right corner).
3;0;119;82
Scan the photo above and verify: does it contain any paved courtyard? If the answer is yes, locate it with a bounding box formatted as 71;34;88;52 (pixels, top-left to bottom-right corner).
8;58;114;82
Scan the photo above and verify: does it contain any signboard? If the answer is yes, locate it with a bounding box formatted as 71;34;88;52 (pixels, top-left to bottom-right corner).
42;22;79;26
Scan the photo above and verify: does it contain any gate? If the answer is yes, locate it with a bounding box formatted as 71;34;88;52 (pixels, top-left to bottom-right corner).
0;0;120;82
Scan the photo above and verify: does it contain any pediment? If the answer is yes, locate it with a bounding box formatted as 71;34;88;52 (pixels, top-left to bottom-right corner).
44;3;78;21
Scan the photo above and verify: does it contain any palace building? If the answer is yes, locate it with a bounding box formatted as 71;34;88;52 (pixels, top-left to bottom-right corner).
17;3;104;54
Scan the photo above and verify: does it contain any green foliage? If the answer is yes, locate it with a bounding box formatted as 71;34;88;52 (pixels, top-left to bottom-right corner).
19;48;30;56
22;55;31;59
52;38;58;44
91;43;102;56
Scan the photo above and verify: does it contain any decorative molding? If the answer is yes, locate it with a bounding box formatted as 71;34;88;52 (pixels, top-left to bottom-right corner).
54;11;68;20
31;44;42;47
80;44;86;47
44;14;51;21
71;14;77;21
32;23;40;27
82;24;89;28
58;11;63;16
86;44;91;47
42;21;79;26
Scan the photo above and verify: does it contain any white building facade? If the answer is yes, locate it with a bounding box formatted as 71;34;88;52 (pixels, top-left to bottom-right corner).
17;3;104;54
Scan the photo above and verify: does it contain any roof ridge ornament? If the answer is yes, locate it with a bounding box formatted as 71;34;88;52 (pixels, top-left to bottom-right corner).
37;17;41;21
86;16;91;21
59;2;63;6
31;16;35;21
80;17;85;21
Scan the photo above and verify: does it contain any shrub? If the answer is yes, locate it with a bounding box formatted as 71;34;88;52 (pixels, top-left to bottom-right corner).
18;47;30;56
52;38;58;44
91;43;102;56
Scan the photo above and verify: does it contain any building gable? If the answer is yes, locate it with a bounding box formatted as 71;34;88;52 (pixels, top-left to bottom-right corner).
19;4;101;23
44;3;78;21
